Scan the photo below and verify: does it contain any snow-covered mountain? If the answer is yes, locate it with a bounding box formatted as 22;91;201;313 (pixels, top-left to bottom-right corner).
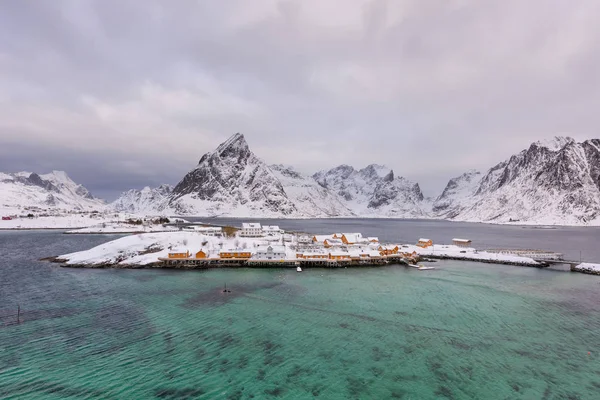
167;133;298;217
111;184;173;214
0;170;105;213
269;164;354;217
313;164;427;217
433;137;600;225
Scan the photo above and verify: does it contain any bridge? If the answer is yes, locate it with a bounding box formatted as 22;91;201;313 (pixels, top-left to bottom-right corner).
533;259;582;269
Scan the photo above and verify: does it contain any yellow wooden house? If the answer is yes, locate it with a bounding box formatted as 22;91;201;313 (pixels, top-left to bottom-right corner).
417;238;433;248
168;249;190;259
220;250;252;259
195;250;207;259
378;245;399;256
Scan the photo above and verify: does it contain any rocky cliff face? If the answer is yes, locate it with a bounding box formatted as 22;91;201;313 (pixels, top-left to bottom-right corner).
111;184;173;214
167;133;298;216
0;170;105;212
313;164;426;217
434;137;600;224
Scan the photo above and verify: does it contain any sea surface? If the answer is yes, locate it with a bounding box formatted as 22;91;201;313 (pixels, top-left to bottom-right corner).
1;229;600;399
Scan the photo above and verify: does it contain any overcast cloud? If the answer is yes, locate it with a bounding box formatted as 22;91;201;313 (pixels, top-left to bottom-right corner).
1;0;600;200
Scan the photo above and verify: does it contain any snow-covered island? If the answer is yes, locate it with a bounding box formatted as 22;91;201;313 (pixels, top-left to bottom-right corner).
49;223;547;270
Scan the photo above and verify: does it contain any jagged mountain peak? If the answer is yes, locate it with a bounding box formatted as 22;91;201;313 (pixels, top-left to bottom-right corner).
533;136;576;152
435;137;600;224
169;134;297;216
215;132;247;154
358;164;392;179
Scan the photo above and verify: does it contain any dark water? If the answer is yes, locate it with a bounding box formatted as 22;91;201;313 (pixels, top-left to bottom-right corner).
191;218;600;262
2;229;600;399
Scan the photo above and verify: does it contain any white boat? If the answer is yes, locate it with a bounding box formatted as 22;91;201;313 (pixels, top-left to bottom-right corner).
296;266;302;272
408;264;435;270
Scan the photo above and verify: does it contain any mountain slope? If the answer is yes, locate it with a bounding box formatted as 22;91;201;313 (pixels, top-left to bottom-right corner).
269;164;354;217
434;137;600;224
0;170;105;213
111;184;173;214
167;133;298;216
313;164;427;217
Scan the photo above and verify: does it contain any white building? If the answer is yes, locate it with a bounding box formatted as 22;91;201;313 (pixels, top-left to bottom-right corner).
197;227;222;236
253;245;287;260
240;222;263;237
262;225;283;235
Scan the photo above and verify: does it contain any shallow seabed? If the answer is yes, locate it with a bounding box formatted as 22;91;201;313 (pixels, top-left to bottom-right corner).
1;232;600;399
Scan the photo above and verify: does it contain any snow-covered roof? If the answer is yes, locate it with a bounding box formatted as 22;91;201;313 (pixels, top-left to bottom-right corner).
299;252;328;256
324;238;343;244
262;225;281;231
169;247;189;253
313;234;335;242
452;238;471;243
367;237;379;241
220;248;251;252
257;245;286;252
329;251;350;256
418;238;431;242
242;222;261;229
342;233;363;243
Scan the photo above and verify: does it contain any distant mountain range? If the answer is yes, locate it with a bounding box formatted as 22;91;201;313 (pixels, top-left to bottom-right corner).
2;134;599;225
0;170;105;213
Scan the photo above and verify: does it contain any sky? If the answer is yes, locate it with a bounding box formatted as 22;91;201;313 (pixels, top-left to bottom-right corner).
1;0;600;201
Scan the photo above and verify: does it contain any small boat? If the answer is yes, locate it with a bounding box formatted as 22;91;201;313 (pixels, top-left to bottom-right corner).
296;266;302;272
408;264;435;270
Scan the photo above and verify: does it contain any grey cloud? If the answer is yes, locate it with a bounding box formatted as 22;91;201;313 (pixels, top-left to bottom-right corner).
1;0;599;199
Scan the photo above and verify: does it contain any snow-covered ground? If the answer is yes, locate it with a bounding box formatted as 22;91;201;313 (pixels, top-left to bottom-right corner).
65;223;180;234
52;231;543;268
399;244;541;265
0;213;120;229
57;232;294;267
573;263;600;274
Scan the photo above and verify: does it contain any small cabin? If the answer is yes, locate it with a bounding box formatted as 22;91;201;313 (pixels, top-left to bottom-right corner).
367;237;379;243
195;250;207;259
168;249;190;259
417;238;433;248
312;234;335;243
452;238;472;248
378;245;399;256
341;233;363;245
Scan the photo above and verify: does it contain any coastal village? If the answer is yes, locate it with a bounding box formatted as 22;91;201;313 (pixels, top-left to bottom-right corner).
50;221;600;275
160;222;426;269
153;222;545;270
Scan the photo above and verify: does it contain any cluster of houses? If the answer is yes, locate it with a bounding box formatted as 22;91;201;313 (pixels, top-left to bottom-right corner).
163;222;473;266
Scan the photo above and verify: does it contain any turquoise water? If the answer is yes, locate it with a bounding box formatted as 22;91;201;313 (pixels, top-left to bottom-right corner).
2;232;600;399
